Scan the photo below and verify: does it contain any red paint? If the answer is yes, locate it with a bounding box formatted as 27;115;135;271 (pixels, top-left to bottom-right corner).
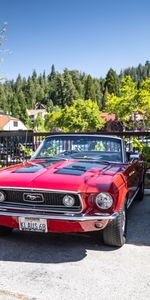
0;149;146;234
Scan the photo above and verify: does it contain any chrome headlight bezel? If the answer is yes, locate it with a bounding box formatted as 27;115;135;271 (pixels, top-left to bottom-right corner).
0;191;6;202
62;194;75;207
95;192;113;210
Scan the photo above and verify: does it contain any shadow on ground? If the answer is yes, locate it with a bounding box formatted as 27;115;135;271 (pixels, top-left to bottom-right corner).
0;195;149;264
127;194;150;246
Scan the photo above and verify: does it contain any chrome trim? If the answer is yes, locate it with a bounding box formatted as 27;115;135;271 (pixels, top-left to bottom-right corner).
23;193;44;203
0;187;81;193
33;134;124;163
45;134;123;140
129;171;135;177
0;210;119;221
121;140;125;163
0;188;84;214
0;204;82;214
127;186;140;209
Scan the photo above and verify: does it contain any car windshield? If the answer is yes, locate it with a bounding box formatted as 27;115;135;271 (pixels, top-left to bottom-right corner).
32;135;123;162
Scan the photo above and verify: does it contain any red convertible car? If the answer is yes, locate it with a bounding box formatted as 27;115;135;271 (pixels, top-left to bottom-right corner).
0;134;146;247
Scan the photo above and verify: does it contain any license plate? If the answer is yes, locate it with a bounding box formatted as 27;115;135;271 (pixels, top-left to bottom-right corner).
19;217;47;233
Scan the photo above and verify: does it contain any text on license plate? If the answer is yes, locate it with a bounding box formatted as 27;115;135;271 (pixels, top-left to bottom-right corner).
19;217;47;232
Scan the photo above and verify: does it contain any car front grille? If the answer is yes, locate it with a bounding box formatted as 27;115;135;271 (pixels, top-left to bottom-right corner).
0;189;82;213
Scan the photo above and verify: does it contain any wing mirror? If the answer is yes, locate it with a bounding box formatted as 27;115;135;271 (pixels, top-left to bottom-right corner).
126;151;140;162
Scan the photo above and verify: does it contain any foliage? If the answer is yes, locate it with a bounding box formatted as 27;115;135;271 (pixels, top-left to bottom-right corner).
0;67;105;128
45;99;105;132
34;113;45;132
45;108;62;132
106;75;150;129
129;137;144;152
40;144;57;157
105;68;119;95
127;137;150;168
135;77;150;126
1;61;150;131
94;141;105;151
19;144;32;156
121;60;150;86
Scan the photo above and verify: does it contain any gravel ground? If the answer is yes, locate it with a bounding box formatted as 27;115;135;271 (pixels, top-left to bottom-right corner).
0;194;149;300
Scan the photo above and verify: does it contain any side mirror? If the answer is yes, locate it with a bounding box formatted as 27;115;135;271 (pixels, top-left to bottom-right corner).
129;153;139;161
126;151;139;162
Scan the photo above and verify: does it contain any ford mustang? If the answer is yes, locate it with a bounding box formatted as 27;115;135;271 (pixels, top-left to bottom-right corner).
0;134;146;247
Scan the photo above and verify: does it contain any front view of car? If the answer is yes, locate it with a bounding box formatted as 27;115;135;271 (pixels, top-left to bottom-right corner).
0;134;144;247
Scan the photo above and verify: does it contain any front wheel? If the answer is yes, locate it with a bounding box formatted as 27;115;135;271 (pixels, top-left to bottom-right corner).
0;226;13;236
103;205;127;247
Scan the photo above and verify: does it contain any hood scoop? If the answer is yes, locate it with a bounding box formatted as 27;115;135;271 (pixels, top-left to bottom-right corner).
12;161;59;173
13;164;44;173
55;161;107;176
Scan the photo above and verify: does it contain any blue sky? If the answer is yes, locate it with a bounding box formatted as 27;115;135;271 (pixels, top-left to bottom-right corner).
1;0;150;80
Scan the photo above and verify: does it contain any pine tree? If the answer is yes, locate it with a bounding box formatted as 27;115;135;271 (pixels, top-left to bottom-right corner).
84;75;96;100
0;84;8;112
62;69;78;106
105;68;118;95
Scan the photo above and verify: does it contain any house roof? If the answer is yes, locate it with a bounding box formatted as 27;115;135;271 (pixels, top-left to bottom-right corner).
101;112;116;122
0;115;18;128
34;102;46;109
27;109;47;116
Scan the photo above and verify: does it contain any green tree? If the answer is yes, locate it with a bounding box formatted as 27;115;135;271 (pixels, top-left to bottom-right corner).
10;93;21;118
34;113;45;132
84;75;96;100
27;77;37;108
45;108;62;131
17;91;29;125
15;74;23;92
102;86;109;110
106;75;150;129
105;68;119;95
45;99;105;132
93;79;103;108
53;74;64;106
0;84;8;112
47;99;54;112
49;64;56;78
136;77;150;126
62;69;78;106
69;70;84;98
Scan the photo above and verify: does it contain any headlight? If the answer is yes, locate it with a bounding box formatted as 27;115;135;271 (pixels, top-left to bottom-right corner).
95;193;113;209
0;191;5;202
63;195;75;207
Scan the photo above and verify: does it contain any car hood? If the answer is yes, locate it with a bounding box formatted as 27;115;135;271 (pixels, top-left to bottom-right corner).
0;159;124;193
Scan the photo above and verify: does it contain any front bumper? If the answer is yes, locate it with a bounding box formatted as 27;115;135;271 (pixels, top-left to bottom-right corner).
0;209;119;221
0;208;119;233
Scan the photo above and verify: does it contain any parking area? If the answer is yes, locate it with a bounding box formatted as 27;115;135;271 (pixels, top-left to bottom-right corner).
0;195;149;300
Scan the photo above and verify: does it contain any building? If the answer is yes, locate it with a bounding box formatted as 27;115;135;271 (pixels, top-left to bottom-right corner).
100;112;123;132
0;115;27;131
27;109;47;123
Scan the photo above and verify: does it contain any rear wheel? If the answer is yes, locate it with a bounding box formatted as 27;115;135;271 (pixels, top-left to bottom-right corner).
0;226;13;236
103;205;127;247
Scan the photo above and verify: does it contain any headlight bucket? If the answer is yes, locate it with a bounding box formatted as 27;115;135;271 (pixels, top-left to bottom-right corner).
63;195;75;207
0;191;5;202
95;192;113;210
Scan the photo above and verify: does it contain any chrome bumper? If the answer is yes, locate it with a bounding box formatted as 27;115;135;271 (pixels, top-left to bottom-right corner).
0;210;119;221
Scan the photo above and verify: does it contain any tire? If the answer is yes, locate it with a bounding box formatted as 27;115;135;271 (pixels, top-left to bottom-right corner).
136;180;144;201
103;204;127;247
0;226;13;236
